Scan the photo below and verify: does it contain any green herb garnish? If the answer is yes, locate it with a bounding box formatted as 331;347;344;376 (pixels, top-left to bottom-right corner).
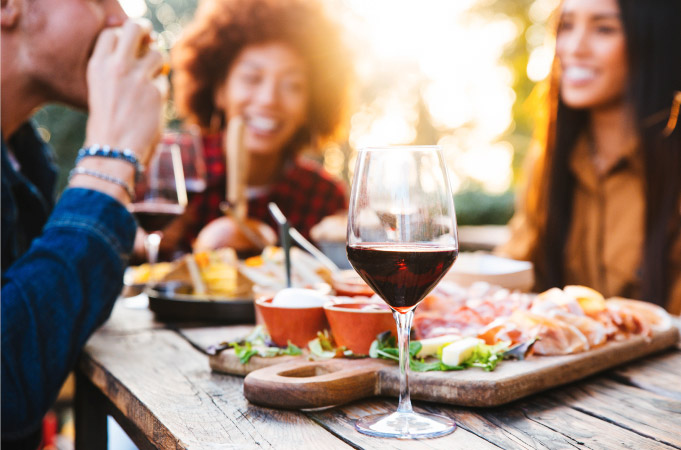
368;331;514;372
227;325;302;364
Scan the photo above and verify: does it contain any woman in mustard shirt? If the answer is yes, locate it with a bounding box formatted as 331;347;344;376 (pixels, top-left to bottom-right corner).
500;0;681;313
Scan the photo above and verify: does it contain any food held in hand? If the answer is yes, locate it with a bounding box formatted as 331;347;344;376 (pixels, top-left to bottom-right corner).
193;216;277;256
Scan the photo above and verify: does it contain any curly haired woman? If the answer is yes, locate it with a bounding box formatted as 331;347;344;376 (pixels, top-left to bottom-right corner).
167;0;353;253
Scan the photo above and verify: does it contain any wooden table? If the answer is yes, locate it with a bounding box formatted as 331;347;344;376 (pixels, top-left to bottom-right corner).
75;301;681;450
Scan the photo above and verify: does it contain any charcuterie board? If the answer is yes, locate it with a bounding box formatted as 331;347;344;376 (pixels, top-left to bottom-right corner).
209;326;679;409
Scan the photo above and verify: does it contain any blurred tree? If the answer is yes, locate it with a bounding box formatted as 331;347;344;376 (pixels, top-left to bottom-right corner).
32;106;87;193
466;0;537;185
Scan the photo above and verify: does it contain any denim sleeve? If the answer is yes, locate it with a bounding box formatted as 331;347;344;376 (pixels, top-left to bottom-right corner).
1;188;136;439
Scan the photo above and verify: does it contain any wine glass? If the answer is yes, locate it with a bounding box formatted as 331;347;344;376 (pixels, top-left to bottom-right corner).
160;126;207;199
129;141;188;276
346;146;459;439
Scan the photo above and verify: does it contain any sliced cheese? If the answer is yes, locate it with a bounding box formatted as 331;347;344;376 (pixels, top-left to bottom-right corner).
441;337;484;366
414;334;462;358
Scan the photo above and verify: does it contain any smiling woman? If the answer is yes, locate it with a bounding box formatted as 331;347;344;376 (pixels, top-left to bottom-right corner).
162;0;353;255
556;0;629;112
499;0;681;313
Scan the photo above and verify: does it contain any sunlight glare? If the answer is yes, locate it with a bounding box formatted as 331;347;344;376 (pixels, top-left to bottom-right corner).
119;0;147;18
339;0;523;193
458;142;514;193
527;45;554;82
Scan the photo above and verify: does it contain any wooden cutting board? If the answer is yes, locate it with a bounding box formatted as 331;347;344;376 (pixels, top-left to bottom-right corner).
209;326;679;409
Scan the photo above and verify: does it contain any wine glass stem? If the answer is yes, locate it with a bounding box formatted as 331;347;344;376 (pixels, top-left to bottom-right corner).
145;232;163;277
394;309;414;414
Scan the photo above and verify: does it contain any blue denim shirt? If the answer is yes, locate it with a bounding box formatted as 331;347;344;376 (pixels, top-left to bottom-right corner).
1;123;137;445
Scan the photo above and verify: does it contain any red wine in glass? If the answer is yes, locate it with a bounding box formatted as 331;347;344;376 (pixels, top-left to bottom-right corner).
128;202;185;234
347;145;458;438
346;243;458;313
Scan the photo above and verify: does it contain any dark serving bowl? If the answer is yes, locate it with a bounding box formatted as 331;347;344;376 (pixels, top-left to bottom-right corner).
146;281;255;324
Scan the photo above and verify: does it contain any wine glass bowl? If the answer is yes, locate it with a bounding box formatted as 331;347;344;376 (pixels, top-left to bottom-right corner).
129;137;188;274
346;146;458;439
159;127;207;197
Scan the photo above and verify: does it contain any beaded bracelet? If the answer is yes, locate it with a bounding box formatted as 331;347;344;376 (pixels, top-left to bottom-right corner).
68;167;136;201
75;145;143;174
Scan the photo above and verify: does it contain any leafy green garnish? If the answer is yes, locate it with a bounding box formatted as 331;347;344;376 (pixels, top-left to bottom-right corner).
227;325;302;364
232;341;259;364
368;331;513;372
308;330;338;359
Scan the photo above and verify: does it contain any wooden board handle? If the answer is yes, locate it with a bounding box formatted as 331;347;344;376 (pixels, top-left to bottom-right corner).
243;359;384;409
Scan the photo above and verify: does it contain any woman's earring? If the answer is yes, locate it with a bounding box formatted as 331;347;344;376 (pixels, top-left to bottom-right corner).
663;91;681;137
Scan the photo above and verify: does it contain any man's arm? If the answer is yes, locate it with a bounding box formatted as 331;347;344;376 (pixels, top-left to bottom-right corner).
1;188;136;438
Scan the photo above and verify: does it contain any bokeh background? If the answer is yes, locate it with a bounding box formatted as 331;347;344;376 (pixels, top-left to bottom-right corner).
33;0;560;226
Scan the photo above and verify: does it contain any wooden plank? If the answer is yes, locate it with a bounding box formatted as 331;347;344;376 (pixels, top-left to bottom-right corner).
212;326;679;408
174;325;255;351
306;398;501;449
547;378;681;448
98;300;163;335
610;350;681;400
80;328;353;449
425;395;679;450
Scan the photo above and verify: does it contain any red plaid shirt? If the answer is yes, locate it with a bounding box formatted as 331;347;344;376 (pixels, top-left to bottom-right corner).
184;133;347;246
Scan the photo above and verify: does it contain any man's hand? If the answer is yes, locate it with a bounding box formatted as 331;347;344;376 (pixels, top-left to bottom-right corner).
84;19;168;164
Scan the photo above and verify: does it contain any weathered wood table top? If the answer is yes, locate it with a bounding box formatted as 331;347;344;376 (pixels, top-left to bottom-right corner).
75;301;681;450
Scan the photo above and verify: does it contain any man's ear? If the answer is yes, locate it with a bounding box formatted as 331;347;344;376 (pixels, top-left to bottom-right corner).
1;0;21;29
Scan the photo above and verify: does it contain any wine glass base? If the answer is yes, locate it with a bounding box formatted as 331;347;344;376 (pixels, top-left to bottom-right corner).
122;292;149;309
355;411;456;439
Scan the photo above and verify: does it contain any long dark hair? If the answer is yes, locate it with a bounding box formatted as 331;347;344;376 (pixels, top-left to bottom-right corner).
539;0;681;306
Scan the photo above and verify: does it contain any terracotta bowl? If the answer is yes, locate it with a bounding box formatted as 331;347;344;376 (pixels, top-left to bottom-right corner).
253;284;331;326
323;301;396;355
255;297;330;348
330;270;375;298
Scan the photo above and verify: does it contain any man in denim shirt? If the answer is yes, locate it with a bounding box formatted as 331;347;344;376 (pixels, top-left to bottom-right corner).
1;0;167;447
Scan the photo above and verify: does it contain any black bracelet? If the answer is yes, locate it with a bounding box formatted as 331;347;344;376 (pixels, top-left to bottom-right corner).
68;167;136;201
75;145;143;174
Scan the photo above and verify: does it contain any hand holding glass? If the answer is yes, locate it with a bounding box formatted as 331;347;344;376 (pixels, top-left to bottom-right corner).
346;146;459;439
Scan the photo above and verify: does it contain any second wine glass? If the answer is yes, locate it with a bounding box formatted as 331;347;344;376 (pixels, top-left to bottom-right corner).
129;140;187;273
346;145;459;439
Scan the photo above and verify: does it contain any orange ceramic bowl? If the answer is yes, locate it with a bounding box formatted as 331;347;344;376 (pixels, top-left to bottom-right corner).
255;297;330;348
323;301;397;355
